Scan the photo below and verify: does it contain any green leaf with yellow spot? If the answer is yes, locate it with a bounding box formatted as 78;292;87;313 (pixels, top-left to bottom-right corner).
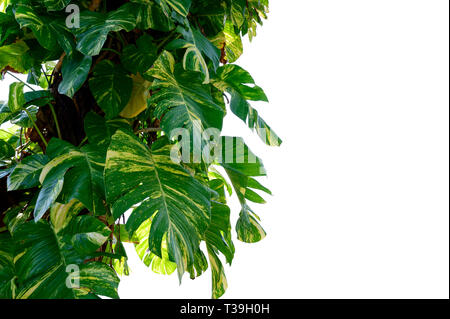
105;129;211;281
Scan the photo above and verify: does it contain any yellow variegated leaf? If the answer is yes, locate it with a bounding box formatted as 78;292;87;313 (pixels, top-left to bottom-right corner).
119;74;151;119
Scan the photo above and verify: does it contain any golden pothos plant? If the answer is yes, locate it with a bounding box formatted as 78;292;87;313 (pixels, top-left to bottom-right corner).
0;0;281;299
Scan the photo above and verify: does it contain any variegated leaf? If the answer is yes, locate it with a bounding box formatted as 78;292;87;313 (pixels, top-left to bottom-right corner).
104;129;211;280
34;138;107;221
7;154;49;191
75;4;136;56
145;51;224;146
156;0;192;17
220;136;271;243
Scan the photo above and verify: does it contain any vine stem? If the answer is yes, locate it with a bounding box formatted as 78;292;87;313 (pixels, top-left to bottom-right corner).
48;103;62;139
40;66;62;140
24;108;47;147
6;72;48;147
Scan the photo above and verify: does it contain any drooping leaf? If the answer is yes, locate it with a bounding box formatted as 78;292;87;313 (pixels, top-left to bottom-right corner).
205;201;235;299
58;51;92;98
220;136;270;243
105;129;211;280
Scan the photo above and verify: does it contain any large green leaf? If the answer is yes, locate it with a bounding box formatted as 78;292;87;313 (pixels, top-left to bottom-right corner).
75;4;136;56
14;5;74;53
105;130;211;280
89;60;133;119
58;51;92;98
5;201;119;299
34;138;107;221
146;51;224;145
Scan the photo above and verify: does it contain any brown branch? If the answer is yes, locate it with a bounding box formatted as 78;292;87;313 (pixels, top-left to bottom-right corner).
89;0;102;11
134;127;162;135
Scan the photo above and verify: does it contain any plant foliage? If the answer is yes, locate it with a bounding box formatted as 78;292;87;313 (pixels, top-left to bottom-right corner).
0;0;280;299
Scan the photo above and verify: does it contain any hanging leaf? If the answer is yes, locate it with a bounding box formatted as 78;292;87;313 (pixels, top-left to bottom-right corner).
105;129;211;280
220;136;271;243
58;51;92;98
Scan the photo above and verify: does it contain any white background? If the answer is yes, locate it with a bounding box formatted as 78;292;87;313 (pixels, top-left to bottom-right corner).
1;0;449;299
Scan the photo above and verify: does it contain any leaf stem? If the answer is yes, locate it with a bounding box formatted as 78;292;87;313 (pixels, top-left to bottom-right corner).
48;103;62;139
6;72;36;92
100;47;121;56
